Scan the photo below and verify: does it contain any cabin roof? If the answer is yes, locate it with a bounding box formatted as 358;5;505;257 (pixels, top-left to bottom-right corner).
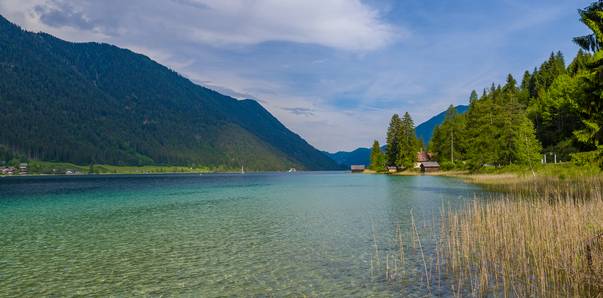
420;161;440;168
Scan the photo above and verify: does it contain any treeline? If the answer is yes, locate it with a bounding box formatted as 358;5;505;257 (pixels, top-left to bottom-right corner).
428;1;603;170
369;112;420;170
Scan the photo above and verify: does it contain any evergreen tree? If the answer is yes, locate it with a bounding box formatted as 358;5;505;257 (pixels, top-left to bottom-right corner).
515;114;543;165
573;1;603;52
465;89;502;168
397;112;418;168
385;114;402;166
469;90;479;104
567;49;591;76
430;105;467;164
519;71;532;105
572;1;603;148
369;140;385;171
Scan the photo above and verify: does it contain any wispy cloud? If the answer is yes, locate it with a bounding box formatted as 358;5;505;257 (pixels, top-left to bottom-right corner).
282;107;316;117
3;0;401;52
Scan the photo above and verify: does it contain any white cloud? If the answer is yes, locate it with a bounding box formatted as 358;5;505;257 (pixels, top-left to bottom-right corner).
0;0;399;52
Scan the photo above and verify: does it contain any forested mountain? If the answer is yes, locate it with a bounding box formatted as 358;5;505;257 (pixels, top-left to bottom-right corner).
415;105;468;146
427;1;603;169
0;15;339;171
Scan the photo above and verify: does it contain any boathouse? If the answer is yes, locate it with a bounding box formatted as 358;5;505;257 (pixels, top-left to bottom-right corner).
419;161;440;172
350;165;366;173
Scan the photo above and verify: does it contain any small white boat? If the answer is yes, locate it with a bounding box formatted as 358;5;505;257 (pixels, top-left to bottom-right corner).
288;168;296;173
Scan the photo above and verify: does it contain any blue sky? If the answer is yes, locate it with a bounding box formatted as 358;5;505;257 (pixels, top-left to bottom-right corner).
0;0;593;151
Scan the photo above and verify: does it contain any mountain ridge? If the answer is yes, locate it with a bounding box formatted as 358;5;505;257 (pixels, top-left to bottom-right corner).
0;15;339;170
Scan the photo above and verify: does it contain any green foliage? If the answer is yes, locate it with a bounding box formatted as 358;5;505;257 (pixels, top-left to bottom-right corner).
429;105;466;164
397;112;418;168
24;160;219;175
430;78;542;170
369;140;386;171
385;112;418;169
574;1;603;52
386;114;402;166
571;1;603;148
386;2;603;174
439;161;457;171
0;16;339;171
527;74;583;152
571;150;601;167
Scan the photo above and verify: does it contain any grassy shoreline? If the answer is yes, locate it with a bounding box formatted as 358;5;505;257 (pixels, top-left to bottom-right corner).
1;160;242;176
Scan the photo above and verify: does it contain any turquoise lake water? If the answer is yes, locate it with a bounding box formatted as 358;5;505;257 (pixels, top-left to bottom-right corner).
0;172;485;296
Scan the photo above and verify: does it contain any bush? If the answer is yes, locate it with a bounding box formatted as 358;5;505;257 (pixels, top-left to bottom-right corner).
440;161;456;171
571;150;600;168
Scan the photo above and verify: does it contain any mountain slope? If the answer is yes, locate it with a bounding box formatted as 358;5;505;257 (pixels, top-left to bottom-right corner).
416;105;468;146
0;15;339;170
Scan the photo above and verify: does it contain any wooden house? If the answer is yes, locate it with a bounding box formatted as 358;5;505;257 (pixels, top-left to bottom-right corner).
350;165;366;173
419;161;440;172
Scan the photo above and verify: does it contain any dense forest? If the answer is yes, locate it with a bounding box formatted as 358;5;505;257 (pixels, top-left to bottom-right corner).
0;15;340;171
372;1;603;171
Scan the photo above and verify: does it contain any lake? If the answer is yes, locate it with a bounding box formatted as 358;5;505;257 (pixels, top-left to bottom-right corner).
0;172;486;296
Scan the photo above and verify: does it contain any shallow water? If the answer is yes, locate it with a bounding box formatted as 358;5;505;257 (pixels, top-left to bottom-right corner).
0;172;485;296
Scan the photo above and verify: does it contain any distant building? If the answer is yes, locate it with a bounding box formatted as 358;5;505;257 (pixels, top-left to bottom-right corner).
387;166;398;173
350;165;366;173
419;161;440;172
19;163;28;175
415;151;434;168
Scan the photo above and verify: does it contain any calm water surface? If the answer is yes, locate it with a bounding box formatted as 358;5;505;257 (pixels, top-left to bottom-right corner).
0;172;486;296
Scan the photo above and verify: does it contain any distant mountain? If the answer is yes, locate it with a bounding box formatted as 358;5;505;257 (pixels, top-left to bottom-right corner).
325;105;469;165
416;105;469;146
323;148;371;168
0;15;339;171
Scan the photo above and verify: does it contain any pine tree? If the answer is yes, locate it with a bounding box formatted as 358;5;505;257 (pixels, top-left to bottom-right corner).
567;49;591;76
572;1;603;148
386;114;402;166
469;90;479;104
465;90;499;168
429;125;442;160
430;105;467;164
369;140;385;171
515;113;543;165
519;71;532;105
397;112;418;168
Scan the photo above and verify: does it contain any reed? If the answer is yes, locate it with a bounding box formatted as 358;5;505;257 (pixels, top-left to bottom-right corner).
440;176;603;296
369;175;603;296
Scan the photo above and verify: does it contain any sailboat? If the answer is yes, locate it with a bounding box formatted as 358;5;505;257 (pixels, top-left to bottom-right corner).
241;165;245;174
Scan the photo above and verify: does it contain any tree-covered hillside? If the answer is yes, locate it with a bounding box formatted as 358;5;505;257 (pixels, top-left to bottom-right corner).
428;1;603;170
0;15;339;171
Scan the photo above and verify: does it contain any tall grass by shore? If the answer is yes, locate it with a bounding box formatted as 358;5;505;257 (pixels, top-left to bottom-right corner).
444;176;603;296
443;195;602;296
371;175;603;297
